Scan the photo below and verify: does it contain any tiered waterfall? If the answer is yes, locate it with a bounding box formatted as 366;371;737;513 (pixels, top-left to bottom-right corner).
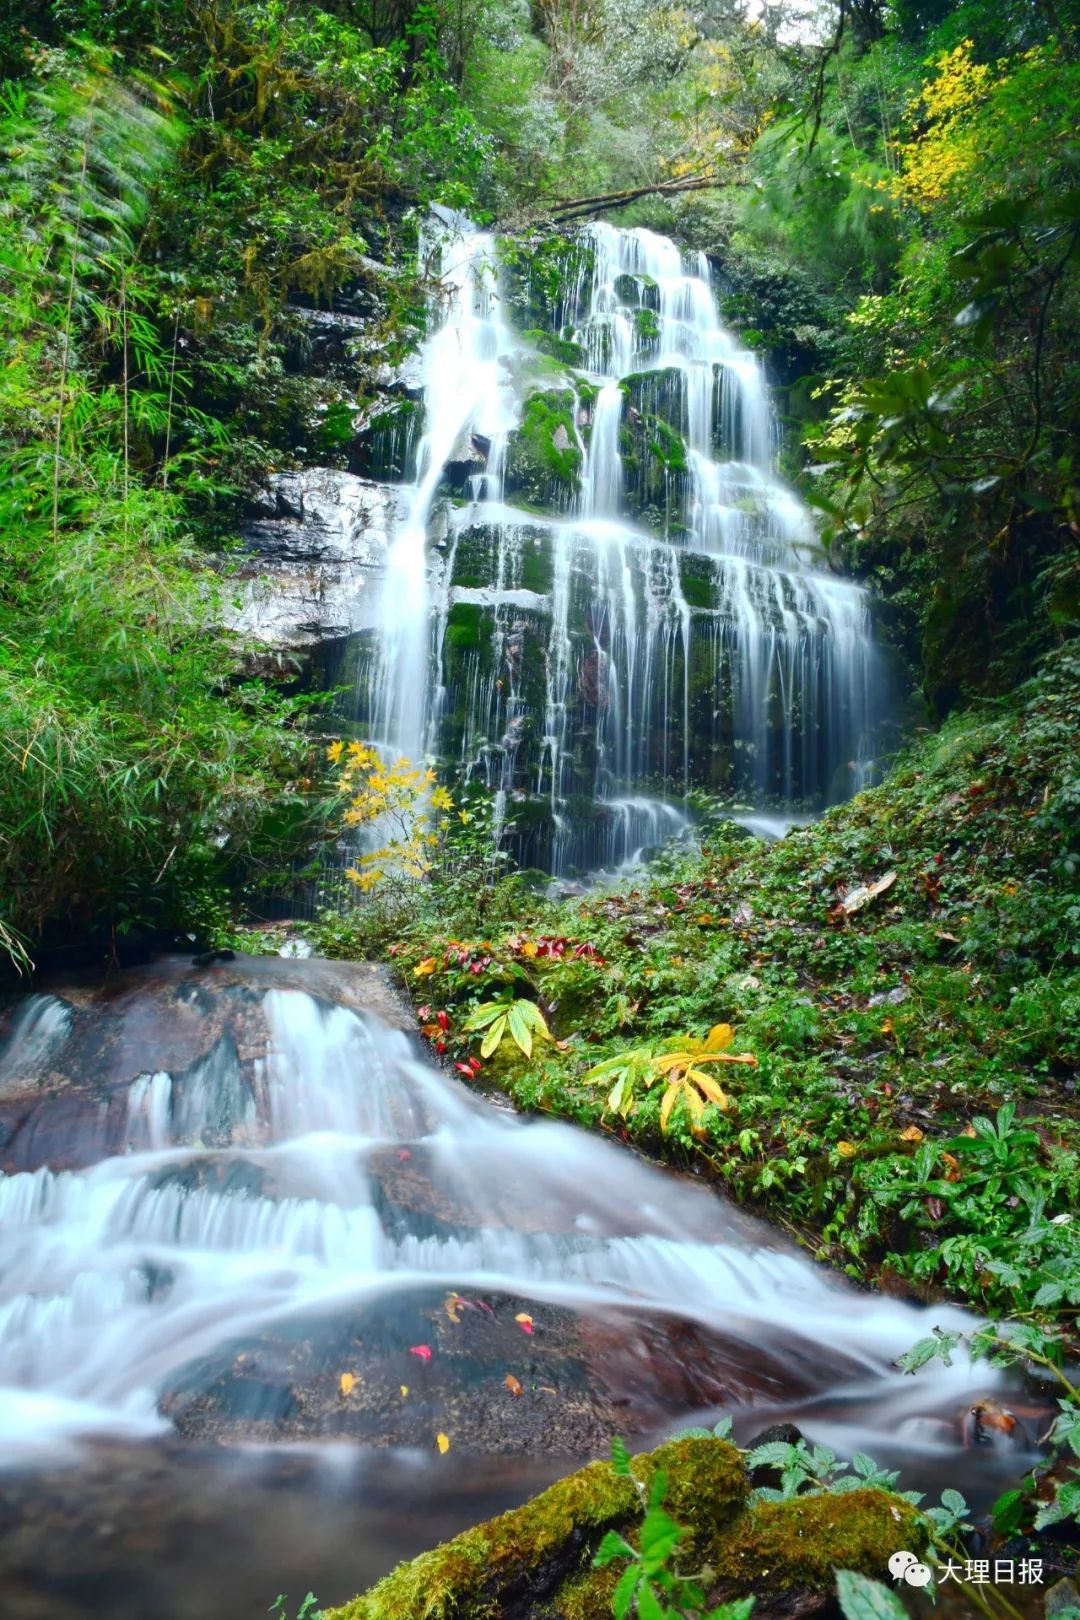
355;216;882;874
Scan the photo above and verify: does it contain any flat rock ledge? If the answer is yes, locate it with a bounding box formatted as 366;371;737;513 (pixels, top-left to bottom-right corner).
325;1436;927;1620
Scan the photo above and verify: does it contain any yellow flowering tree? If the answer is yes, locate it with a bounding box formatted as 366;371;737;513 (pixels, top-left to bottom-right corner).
326;741;464;896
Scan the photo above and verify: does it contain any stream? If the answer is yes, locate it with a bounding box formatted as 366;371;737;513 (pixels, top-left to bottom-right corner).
0;955;1039;1619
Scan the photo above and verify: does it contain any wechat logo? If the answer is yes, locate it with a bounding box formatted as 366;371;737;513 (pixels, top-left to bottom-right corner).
889;1550;933;1588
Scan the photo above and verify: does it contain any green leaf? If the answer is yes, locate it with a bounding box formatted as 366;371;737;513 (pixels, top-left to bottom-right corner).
610;1436;632;1476
745;1441;799;1470
464;1002;508;1031
835;1569;911;1620
480;1014;507;1057
612;1563;641;1620
637;1580;667;1620
507;1001;533;1057
991;1488;1025;1536
640;1504;682;1575
594;1530;637;1567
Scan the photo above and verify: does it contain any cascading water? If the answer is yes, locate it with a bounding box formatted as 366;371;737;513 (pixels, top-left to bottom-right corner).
348;216;883;875
0;961;1038;1616
372;213;520;764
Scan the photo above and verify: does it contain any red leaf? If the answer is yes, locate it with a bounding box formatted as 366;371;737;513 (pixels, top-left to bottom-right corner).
409;1344;433;1361
468;1057;483;1074
417;1004;431;1020
437;1010;450;1032
397;1149;411;1162
514;1313;534;1335
455;1063;474;1078
436;1040;446;1054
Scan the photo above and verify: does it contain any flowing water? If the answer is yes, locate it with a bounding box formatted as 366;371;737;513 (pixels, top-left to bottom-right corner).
0;960;1038;1618
345;216;883;874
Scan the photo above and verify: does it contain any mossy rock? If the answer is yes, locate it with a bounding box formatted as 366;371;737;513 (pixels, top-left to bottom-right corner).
325;1436;929;1620
498;234;593;331
504;389;582;511
522;327;587;369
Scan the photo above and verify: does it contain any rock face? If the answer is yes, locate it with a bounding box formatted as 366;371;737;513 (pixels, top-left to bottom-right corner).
232;470;407;649
325;1435;929;1620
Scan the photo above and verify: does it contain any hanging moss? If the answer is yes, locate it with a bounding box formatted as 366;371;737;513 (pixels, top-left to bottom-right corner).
623;367;687;437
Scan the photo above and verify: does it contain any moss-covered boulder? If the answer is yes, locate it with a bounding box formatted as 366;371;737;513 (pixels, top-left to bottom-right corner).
504;389;583;510
619;368;691;534
324;1436;928;1620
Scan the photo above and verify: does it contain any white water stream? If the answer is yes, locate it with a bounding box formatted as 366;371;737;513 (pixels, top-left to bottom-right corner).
0;974;1010;1476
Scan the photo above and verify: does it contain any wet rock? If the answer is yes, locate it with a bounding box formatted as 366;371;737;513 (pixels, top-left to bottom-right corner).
158;1294;839;1455
232;469;408;649
0;955;410;1170
868;987;909;1008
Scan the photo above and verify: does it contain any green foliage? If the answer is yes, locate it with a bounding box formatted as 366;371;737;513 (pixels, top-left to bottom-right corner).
376;643;1080;1346
595;1441;756;1620
269;1597;322;1620
0;45;321;967
464;996;552;1058
834;1571;908;1620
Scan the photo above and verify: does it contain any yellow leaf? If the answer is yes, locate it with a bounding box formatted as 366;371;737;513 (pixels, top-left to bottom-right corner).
436;1432;451;1454
339;1372;356;1398
684;1085;706;1120
413;957;437;977
836;1140;856;1158
327;740;344;763
400;1384;409;1397
704;1023;735;1052
504;1373;524;1397
520;941;539;958
899;1125;924;1143
659;1080;681;1133
688;1070;730;1109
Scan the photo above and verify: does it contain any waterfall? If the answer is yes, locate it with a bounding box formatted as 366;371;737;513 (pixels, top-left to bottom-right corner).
349;217;883;873
372;214;519;764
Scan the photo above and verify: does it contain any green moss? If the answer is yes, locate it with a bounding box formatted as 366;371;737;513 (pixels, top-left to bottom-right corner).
554;1565;619;1619
324;1437;930;1620
712;1489;929;1590
635;307;661;343
325;1456;641;1620
497;234;592;330
680;555;716;611
523;327;587;368
444;602;487;654
504;388;582;510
